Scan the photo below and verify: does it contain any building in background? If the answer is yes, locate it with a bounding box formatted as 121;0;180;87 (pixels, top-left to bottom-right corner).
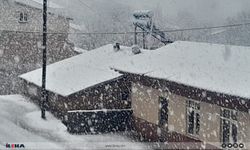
113;41;250;149
19;44;141;125
0;0;75;94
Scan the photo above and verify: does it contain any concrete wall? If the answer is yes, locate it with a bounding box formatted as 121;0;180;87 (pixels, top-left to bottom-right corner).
238;111;250;149
131;81;250;148
131;82;186;133
199;103;220;145
168;94;186;134
22;77;131;122
132;82;165;125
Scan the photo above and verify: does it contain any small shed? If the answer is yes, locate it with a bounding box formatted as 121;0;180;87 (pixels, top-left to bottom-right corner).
19;44;144;129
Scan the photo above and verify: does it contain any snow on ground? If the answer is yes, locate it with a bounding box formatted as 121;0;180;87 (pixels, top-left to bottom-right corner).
15;0;63;9
0;95;148;150
112;41;250;99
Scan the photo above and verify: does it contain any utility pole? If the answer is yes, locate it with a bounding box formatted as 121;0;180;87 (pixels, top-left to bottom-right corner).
142;31;146;49
41;0;47;119
134;26;137;45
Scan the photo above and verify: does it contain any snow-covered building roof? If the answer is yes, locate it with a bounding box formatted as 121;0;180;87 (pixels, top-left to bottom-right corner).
14;0;71;19
20;44;145;97
74;47;88;54
15;0;63;9
70;23;86;31
112;41;250;99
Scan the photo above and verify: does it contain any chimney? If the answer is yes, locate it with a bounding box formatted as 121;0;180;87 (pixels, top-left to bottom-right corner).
113;42;120;52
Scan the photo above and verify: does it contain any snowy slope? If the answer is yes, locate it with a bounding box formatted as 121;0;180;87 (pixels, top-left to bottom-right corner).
112;41;250;99
0;95;147;150
20;44;146;96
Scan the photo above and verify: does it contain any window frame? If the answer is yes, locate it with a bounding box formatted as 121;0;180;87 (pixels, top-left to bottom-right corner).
220;107;238;144
186;99;200;136
19;12;28;23
158;96;168;128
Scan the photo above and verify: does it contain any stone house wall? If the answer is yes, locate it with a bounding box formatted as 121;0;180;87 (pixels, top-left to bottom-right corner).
0;0;75;94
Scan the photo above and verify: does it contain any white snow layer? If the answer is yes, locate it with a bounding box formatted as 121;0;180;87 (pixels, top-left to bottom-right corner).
74;47;88;54
15;0;63;9
70;23;85;31
14;0;70;19
20;44;145;96
112;41;250;99
0;95;147;150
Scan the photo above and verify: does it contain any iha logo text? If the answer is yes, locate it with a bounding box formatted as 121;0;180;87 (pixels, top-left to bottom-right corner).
6;143;25;149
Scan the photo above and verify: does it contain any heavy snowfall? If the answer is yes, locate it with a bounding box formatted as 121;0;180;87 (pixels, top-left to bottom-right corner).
1;0;250;150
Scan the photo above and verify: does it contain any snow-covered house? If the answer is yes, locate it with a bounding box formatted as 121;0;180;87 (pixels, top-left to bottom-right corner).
112;41;250;149
0;0;75;94
19;44;141;124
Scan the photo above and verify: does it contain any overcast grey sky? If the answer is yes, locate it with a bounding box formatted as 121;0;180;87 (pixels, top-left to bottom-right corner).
52;0;250;26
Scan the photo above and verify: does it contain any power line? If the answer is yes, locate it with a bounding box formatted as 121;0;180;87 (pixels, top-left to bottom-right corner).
1;22;250;35
77;0;101;17
161;22;250;33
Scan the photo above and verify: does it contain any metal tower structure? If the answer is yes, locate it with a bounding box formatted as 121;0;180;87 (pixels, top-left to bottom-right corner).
133;10;172;48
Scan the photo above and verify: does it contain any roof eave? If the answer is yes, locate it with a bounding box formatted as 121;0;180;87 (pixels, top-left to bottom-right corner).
115;69;250;111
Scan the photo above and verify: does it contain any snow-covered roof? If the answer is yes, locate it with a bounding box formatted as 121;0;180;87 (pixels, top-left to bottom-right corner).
15;0;63;9
70;23;85;31
112;41;250;99
74;47;88;54
14;0;72;19
20;44;144;97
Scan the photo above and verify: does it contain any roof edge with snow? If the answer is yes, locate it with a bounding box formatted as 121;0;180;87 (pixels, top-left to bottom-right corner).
19;44;136;97
114;68;250;112
14;0;73;20
112;41;250;101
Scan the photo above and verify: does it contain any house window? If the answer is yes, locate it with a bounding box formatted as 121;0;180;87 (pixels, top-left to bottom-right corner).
19;12;28;22
159;97;168;128
187;100;200;135
220;108;238;143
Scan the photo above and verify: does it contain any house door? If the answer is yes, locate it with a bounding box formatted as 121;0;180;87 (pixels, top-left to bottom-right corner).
159;97;168;128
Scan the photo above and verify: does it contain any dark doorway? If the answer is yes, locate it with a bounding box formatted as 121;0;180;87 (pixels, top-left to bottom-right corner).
159;97;168;128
